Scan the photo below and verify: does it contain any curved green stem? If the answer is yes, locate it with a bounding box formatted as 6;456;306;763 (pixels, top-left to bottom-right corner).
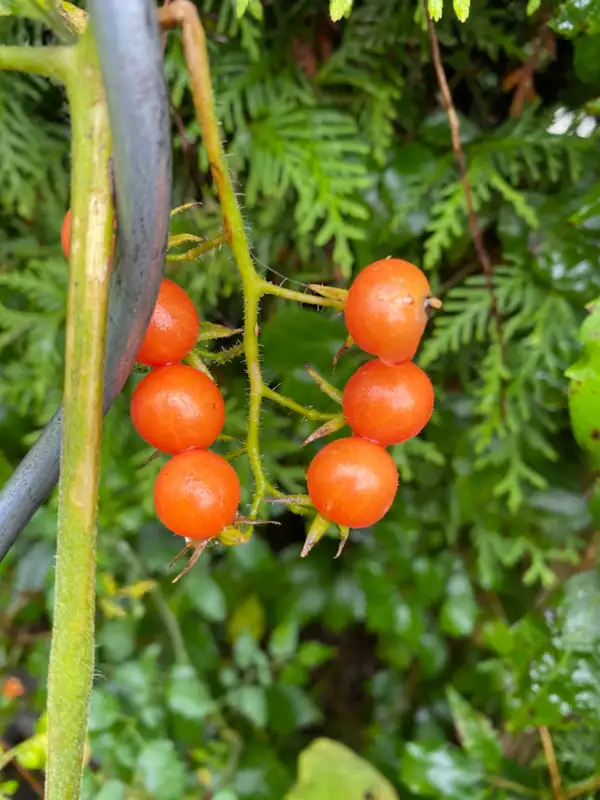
0;45;71;81
259;278;342;309
263;386;334;421
45;28;113;800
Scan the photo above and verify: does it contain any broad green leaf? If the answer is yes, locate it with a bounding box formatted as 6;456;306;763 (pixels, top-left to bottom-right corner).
95;781;127;800
453;0;470;22
136;740;186;800
268;619;300;660
228;684;268;728
330;0;353;23
400;743;481;798
555;569;600;652
167;664;216;720
186;574;227;622
88;690;120;732
446;687;502;771
527;0;541;13
428;0;443;21
285;738;399;799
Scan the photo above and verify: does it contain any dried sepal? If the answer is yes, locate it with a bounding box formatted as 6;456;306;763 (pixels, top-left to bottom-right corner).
172;539;210;583
333;334;354;366
335;526;350;558
302;413;346;446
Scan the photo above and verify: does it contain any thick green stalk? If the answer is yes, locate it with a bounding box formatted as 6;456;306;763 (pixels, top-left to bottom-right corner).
0;45;70;80
45;28;113;800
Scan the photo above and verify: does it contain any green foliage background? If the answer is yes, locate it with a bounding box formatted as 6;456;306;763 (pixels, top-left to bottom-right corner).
1;0;600;798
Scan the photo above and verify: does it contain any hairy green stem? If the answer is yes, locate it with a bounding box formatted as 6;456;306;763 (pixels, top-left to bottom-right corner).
0;45;71;80
167;231;229;262
45;28;113;800
262;386;334;421
259;279;342;309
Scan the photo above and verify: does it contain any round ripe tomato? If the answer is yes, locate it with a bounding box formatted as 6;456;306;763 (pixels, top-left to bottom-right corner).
61;209;71;259
154;449;240;539
131;363;225;454
343;359;434;446
344;259;431;364
137;278;199;366
307;437;398;528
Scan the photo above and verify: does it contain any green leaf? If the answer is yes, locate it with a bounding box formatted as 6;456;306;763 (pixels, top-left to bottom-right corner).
269;619;300;660
227;594;266;642
236;0;251;18
428;0;443;21
555;569;600;652
88;690;121;732
185;575;227;622
136;740;186;800
330;0;354;23
567;301;600;468
95;781;127;800
527;0;541;13
446;687;502;771
453;0;470;22
285;738;399;799
167;664;216;720
228;685;268;728
400;743;481;799
440;561;478;637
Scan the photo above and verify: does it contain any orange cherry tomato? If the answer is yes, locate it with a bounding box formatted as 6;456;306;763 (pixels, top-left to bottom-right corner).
131;364;225;454
154;449;240;539
137;278;200;367
61;209;71;259
344;258;431;364
343;359;434;446
307;437;398;528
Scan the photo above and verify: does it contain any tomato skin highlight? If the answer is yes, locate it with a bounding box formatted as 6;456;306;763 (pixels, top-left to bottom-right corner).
154;449;240;539
137;278;199;366
307;437;398;528
131;363;225;454
344;259;431;364
343;359;434;446
61;209;71;259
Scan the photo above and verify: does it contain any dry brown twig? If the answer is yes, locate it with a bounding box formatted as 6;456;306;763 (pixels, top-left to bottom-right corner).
423;0;503;350
540;726;564;800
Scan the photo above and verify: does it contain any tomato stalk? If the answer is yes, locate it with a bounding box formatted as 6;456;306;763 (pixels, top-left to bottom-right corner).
45;27;113;800
158;0;339;528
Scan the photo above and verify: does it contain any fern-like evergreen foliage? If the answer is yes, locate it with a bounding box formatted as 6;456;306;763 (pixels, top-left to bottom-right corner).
1;0;600;798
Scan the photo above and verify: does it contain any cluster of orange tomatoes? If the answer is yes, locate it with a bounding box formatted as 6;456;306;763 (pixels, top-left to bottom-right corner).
307;258;436;531
61;211;437;554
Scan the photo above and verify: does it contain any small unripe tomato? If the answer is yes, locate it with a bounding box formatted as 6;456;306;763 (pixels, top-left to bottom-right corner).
344;258;431;364
307;437;398;528
343;359;434;446
154;449;240;539
131;364;225;454
61;209;71;259
137;278;199;366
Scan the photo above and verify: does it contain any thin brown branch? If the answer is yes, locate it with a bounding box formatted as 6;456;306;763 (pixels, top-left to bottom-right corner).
539;726;564;800
423;0;503;349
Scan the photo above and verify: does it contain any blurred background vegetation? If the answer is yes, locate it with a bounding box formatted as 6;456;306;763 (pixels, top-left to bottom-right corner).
1;0;600;798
